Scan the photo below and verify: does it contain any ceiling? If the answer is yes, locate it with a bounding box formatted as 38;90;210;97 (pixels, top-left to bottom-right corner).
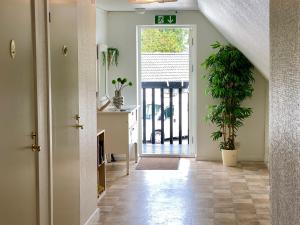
197;0;269;78
96;0;199;11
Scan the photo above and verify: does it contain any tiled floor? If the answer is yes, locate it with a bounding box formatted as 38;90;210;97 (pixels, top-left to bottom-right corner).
89;159;270;225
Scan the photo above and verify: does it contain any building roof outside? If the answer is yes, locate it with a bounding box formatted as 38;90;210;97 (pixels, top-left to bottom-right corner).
141;53;189;82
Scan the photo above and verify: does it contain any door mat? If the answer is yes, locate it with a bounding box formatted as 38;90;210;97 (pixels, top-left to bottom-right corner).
136;157;180;170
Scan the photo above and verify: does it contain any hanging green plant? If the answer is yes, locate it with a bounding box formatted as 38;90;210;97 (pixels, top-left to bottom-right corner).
107;47;119;69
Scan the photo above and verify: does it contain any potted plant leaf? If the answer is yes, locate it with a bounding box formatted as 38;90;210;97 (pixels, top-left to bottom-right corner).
202;42;254;166
111;77;133;109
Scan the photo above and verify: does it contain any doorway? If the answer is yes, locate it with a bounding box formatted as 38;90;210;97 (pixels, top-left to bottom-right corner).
137;25;197;157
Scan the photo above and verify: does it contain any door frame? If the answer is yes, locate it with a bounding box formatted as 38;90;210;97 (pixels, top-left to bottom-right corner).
136;25;197;158
33;0;51;225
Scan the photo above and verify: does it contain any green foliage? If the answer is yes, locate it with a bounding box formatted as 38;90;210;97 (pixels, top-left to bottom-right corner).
141;28;188;53
202;42;254;150
107;48;119;69
112;77;133;92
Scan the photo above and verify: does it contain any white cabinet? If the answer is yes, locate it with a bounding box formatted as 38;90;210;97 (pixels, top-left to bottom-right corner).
97;106;138;175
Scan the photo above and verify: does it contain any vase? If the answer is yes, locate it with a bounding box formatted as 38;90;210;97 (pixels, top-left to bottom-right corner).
112;90;124;109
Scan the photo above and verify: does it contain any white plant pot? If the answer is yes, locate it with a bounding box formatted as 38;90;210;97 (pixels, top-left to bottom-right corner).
221;149;238;167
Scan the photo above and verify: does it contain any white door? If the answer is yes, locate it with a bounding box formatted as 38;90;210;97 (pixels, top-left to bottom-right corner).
0;1;38;225
50;1;80;225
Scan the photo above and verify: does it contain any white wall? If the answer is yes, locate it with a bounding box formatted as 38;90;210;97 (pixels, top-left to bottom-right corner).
78;1;97;224
265;83;269;165
107;11;267;161
270;0;300;223
96;8;108;44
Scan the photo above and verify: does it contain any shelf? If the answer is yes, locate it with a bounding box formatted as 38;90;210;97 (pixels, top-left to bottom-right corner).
97;130;106;197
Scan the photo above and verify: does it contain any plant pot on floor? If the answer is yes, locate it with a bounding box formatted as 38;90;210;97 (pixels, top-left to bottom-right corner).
221;149;238;167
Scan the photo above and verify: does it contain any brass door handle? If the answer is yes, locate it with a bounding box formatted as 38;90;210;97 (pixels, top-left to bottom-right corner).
74;124;84;130
31;131;40;152
32;144;41;152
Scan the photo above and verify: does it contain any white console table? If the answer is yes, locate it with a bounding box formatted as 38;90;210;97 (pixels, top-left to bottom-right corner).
97;106;138;175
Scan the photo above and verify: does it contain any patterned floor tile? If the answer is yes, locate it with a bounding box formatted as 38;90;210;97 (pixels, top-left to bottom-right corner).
88;159;270;225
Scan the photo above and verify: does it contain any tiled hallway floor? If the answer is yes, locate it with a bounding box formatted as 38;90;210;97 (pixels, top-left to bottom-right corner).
89;159;270;225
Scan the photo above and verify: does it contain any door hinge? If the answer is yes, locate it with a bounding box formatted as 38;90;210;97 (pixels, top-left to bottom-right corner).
191;136;194;144
191;38;194;46
49;12;51;23
191;65;194;72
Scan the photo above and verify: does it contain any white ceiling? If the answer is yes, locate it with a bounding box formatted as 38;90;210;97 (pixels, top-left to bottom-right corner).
96;0;198;11
197;0;269;78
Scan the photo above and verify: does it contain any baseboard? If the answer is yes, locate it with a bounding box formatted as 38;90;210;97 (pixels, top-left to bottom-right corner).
84;208;99;225
264;159;269;169
196;156;266;163
196;156;221;161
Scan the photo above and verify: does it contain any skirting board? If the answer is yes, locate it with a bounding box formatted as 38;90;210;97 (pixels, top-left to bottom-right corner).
196;156;266;163
84;208;99;225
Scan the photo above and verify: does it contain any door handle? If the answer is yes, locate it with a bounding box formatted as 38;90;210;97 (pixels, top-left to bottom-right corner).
32;144;41;152
31;132;41;152
74;124;84;130
74;114;84;130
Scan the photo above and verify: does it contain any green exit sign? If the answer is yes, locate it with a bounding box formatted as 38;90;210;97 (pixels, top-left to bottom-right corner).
155;15;176;24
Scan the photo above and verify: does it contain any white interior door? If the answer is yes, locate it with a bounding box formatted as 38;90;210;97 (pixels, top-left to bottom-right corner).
50;1;80;225
0;1;38;225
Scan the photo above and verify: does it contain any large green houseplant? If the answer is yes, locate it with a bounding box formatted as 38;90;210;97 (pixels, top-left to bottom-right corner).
202;42;254;166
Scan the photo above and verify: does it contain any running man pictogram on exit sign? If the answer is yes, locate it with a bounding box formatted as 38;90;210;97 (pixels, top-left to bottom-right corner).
155;15;176;24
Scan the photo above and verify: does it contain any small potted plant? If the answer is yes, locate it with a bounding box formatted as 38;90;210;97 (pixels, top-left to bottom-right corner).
202;42;254;166
112;77;133;109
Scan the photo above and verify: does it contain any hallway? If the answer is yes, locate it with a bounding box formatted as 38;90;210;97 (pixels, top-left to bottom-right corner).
1;0;299;224
90;160;270;225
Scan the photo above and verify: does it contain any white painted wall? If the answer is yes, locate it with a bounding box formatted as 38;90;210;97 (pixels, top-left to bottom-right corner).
96;8;108;44
106;11;268;161
265;83;269;166
78;1;97;224
270;0;300;222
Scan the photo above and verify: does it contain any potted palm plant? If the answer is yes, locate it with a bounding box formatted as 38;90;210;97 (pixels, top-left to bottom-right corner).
202;42;254;166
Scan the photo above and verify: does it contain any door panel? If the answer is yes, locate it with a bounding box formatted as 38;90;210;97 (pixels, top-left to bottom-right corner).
0;1;37;225
50;1;80;225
